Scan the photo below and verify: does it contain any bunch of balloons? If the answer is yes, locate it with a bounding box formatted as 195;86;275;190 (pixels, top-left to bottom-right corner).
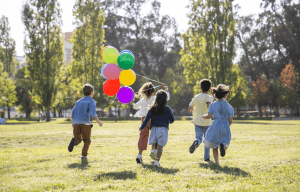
101;46;136;104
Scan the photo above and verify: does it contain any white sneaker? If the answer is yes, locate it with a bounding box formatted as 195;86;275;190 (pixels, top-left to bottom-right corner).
150;149;157;160
136;154;143;164
154;160;160;167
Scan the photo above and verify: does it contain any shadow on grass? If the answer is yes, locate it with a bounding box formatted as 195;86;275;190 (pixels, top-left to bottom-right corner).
199;163;250;177
141;163;179;175
68;160;90;170
95;171;136;180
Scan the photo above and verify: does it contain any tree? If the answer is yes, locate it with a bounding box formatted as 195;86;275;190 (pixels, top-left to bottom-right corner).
278;63;299;114
260;0;300;115
22;0;64;122
69;0;106;108
249;74;270;117
0;16;18;76
15;67;34;118
181;0;236;97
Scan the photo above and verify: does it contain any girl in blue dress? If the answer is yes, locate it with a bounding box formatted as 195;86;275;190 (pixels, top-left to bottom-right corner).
202;84;234;165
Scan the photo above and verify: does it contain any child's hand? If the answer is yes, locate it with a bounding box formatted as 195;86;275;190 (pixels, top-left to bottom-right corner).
139;128;142;131
163;84;168;91
72;124;75;128
98;121;103;127
202;115;206;120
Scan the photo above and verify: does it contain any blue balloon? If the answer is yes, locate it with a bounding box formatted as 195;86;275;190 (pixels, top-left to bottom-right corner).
101;64;108;79
120;50;134;58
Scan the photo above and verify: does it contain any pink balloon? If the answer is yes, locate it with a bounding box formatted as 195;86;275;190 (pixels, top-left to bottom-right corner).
103;64;121;80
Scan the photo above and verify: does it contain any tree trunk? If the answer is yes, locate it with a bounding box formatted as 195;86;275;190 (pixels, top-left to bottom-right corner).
258;105;263;117
53;107;56;118
7;106;11;119
46;105;50;122
273;106;280;117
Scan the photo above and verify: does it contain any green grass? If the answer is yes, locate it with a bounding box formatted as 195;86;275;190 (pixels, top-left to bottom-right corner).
0;120;299;191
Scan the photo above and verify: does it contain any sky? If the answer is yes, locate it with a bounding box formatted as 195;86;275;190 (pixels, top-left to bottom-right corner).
0;0;264;56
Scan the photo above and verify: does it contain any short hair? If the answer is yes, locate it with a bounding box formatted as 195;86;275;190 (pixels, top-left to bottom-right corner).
200;79;212;92
82;84;94;96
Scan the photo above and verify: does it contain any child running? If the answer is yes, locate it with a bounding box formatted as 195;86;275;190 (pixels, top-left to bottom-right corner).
133;82;170;164
202;84;234;165
188;79;214;162
139;90;175;167
68;84;103;161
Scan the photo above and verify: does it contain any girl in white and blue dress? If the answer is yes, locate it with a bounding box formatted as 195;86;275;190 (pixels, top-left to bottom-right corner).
202;84;234;165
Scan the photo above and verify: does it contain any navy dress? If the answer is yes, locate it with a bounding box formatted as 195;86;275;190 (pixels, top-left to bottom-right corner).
204;99;234;149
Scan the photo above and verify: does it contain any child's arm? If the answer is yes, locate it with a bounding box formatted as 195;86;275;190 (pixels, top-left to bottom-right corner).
139;111;151;131
133;99;144;110
163;85;171;101
202;113;212;119
94;117;103;126
91;101;103;127
169;107;175;124
188;106;193;112
188;97;196;112
228;117;232;125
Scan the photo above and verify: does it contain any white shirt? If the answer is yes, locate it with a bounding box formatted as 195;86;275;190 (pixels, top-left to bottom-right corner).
133;91;170;118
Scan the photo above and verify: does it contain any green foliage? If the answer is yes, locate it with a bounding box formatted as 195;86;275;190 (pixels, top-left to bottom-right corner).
14;67;34;117
22;0;64;121
0;15;18;76
69;0;106;108
181;0;236;95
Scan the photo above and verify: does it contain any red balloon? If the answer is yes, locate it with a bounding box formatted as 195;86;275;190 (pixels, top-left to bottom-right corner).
103;79;120;96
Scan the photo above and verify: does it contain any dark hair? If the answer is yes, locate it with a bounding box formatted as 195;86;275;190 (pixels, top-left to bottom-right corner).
211;84;229;100
150;90;167;116
138;82;155;99
200;79;212;92
82;84;94;96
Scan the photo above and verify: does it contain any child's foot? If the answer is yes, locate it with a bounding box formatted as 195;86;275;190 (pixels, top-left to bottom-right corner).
68;138;76;152
189;140;198;154
150;149;157;160
215;162;220;166
81;156;87;161
220;144;226;157
154;160;160;167
136;154;143;164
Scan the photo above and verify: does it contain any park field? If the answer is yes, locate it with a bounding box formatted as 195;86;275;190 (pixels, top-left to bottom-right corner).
0;119;299;191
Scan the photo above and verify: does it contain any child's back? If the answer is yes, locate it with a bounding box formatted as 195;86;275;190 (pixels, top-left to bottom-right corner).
190;93;213;126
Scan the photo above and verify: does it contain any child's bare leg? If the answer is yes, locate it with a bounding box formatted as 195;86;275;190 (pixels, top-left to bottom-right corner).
156;145;163;161
213;148;219;165
152;144;156;150
138;150;143;155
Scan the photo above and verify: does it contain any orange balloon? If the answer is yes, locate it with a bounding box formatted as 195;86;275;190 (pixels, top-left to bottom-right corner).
101;46;110;59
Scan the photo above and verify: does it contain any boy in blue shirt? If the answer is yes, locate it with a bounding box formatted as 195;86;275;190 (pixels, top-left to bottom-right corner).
68;84;103;160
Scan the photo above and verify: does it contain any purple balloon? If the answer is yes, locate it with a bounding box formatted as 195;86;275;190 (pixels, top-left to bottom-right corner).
117;87;135;104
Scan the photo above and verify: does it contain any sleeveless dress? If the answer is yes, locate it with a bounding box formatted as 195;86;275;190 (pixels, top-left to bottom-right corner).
204;99;234;149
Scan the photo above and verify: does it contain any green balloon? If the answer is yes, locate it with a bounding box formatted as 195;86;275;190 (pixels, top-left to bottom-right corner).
118;53;135;70
103;47;119;64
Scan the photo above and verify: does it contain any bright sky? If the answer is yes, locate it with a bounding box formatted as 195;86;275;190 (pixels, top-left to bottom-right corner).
0;0;264;56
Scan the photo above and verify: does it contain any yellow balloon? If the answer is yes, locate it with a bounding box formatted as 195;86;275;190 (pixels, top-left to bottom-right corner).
119;69;136;86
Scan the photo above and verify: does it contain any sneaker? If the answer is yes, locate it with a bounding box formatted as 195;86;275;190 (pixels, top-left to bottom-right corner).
220;143;226;157
150;149;157;160
189;140;198;154
81;156;87;161
136;154;143;164
204;158;211;162
154;160;160;167
68;138;76;152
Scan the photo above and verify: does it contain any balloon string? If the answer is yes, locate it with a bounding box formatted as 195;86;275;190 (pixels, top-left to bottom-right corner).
136;74;166;85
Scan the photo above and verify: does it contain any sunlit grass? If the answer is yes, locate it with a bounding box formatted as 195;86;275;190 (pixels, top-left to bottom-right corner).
0;120;299;191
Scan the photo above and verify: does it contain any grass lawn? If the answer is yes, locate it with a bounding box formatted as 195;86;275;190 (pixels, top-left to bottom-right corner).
0;119;299;191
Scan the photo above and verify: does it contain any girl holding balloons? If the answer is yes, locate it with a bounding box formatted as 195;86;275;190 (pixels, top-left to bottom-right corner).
134;82;169;164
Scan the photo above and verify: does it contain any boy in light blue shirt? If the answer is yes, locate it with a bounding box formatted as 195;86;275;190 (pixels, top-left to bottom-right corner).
68;84;103;160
